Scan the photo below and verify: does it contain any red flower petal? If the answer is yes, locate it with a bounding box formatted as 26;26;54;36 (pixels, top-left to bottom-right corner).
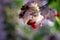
32;24;37;29
54;14;59;17
27;20;37;29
